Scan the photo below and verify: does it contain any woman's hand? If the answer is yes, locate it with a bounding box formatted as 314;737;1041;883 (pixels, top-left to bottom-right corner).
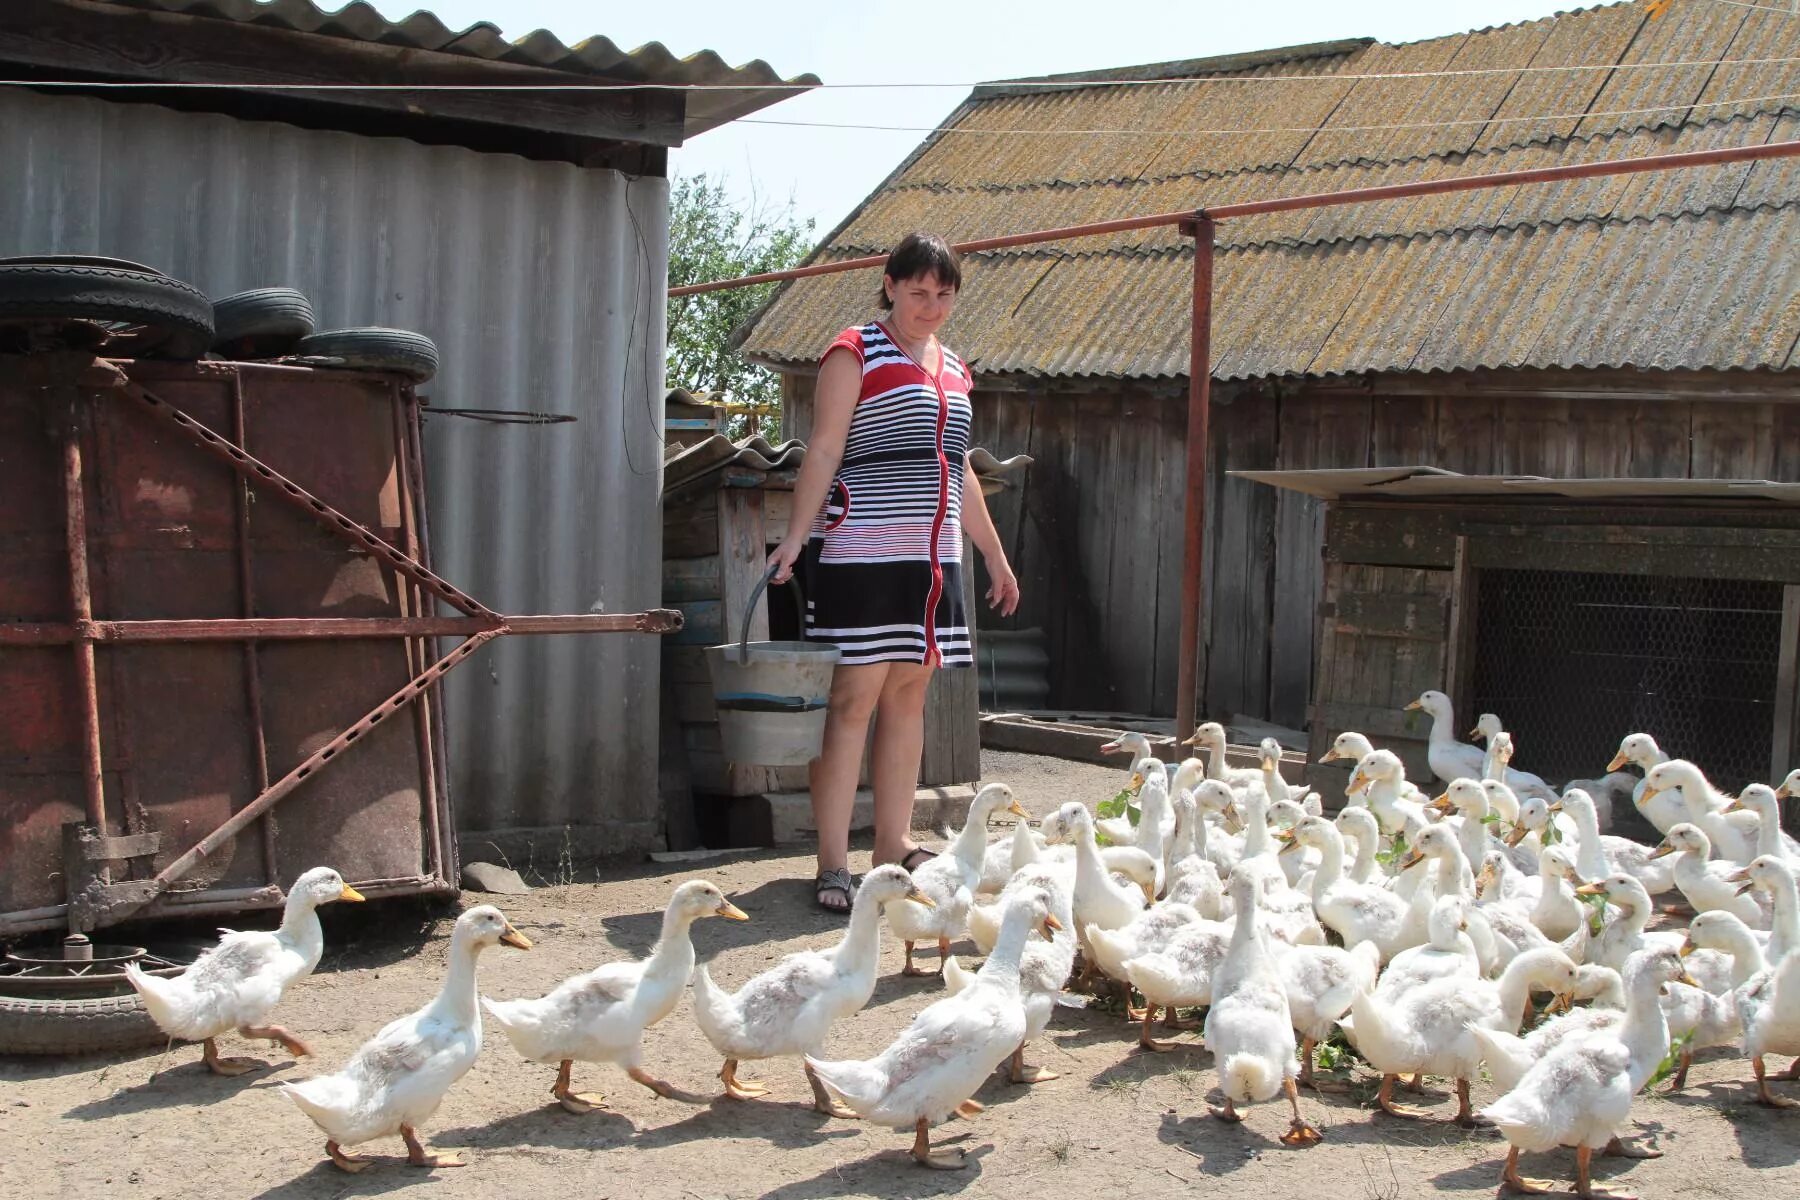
984;553;1020;617
767;537;805;585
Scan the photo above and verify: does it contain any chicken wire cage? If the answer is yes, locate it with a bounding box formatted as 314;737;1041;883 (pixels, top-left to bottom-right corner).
1469;567;1784;793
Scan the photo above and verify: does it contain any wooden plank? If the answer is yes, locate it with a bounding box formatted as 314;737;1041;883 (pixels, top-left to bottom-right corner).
1499;397;1576;477
1434;396;1501;475
662;556;722;604
718;490;770;646
763;491;795;546
1775;404;1800;482
1311;701;1428;742
1370;395;1433;467
1691;401;1775;480
1205;393;1278;721
1332;592;1449;641
1773;584;1800;781
0;0;686;147
664;499;720;560
1569;397;1636;478
668;599;723;645
1466;536;1800;582
1151;391;1188;717
1326;508;1459;568
1461;524;1800;550
1306;560;1346;763
1109;392;1164;714
1627;401;1691;477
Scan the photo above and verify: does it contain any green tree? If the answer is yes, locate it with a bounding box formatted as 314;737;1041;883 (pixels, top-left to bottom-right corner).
666;174;815;440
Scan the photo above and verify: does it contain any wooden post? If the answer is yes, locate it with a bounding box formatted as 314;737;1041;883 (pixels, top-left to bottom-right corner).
1443;535;1476;714
1774;584;1800;785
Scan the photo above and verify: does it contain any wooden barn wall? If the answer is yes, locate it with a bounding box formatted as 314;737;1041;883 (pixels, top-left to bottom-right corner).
781;368;1800;727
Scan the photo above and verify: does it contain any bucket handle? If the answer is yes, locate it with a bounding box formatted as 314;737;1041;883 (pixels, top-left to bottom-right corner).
740;563;805;660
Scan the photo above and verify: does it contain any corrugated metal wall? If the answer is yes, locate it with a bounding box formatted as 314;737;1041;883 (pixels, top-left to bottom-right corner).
0;89;669;855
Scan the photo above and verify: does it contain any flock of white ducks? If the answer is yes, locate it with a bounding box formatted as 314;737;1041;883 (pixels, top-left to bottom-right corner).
122;696;1800;1190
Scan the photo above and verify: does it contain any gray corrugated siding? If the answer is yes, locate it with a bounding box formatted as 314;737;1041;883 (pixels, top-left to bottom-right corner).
0;89;668;853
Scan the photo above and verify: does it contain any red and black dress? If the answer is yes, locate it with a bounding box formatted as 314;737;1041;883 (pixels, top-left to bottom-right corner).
802;322;974;668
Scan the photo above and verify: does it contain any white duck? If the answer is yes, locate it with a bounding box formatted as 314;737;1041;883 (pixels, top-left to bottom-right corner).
1095;757;1166;846
1432;778;1535;881
1466;962;1630;1093
1322;731;1429;805
1054;802;1153;962
1658;910;1769;1091
1345;939;1577;1125
1375;894;1480;1003
1406;690;1553;795
1650;823;1772;927
1203;869;1324;1146
1736;931;1800;1108
1641;761;1770;864
484;880;746;1112
282;905;530;1172
1275;937;1381;1090
1735;854;1800;963
694;866;928;1115
1479;953;1689;1200
1182;722;1263;790
1607;732;1676;832
1285;816;1411;960
1576;873;1733;995
1334;806;1385;886
1232;787;1324;947
1086;896;1206;1048
1164;790;1225;914
977;813;1043;895
945;863;1077;1084
887;783;1030;975
1190;780;1247;875
1120;912;1234;1046
1348;749;1429;838
1484;730;1565;808
1560;789;1675;895
1523;846;1586;942
1727;783;1797;868
805;888;1059;1169
1471;712;1505;745
125;866;362;1075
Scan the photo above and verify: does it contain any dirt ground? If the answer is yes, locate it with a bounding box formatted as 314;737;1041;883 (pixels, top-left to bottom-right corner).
4;750;1796;1200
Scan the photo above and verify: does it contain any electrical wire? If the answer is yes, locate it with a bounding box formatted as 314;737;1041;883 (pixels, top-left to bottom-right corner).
3;54;1800;92
737;91;1800;137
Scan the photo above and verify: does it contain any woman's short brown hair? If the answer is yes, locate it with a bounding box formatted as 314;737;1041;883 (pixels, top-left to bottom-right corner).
878;233;962;309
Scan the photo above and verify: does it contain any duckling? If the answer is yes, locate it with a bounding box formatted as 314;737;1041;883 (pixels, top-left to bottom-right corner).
946;864;1077;1084
1650;824;1772;927
1276;937;1381;1090
1285;815;1411;960
1575;874;1733;995
1333;806;1386;887
1732;854;1800;963
887;783;1031;976
125;866;362;1075
1608;734;1677;833
1204;869;1324;1146
282;905;530;1172
806;888;1060;1169
1640;761;1766;864
694;866;928;1115
1343;944;1577;1124
1560;790;1674;895
1349;750;1430;839
1726;784;1797;868
483;880;746;1112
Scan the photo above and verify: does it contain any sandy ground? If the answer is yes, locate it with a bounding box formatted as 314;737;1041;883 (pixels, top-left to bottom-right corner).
3;750;1796;1200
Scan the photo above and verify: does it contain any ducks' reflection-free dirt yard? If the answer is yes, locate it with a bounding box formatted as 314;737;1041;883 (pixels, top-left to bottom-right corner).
4;752;1794;1199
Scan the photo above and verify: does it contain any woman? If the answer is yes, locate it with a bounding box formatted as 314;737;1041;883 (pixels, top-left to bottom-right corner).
768;233;1019;913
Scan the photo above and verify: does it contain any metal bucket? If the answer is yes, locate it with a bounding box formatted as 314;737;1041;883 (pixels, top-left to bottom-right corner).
705;566;841;767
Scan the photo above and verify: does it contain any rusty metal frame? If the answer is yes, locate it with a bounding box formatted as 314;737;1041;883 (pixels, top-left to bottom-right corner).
1;355;681;933
667;135;1800;738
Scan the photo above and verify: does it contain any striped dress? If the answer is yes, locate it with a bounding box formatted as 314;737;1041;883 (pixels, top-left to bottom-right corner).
802;321;973;668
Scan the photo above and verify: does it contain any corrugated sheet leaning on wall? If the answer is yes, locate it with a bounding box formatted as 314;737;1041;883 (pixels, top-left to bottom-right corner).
0;88;669;854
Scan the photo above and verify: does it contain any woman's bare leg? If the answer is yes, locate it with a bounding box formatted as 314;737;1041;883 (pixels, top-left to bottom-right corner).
870;662;936;866
811;664;888;894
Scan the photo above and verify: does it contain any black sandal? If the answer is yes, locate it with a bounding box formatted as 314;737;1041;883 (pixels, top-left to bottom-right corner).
814;868;855;915
898;847;938;873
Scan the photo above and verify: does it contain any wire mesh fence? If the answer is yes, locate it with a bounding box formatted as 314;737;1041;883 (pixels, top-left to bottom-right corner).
1470;567;1784;794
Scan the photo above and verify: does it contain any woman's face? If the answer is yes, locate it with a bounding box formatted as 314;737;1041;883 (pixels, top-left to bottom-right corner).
883;270;957;341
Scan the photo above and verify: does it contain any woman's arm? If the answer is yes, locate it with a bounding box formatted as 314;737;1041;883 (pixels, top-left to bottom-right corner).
962;460;1019;617
767;347;860;583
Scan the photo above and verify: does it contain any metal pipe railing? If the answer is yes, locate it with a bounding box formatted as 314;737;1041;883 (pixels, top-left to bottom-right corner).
669;136;1800;740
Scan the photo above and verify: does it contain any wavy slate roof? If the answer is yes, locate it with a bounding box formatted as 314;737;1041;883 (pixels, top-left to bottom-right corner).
100;0;818;137
740;1;1800;380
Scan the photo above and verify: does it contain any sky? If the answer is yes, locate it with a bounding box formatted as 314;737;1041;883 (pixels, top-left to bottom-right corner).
372;0;1589;232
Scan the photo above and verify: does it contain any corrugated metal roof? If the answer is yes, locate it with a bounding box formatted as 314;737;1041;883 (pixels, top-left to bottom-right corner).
741;0;1800;380
95;0;818;137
